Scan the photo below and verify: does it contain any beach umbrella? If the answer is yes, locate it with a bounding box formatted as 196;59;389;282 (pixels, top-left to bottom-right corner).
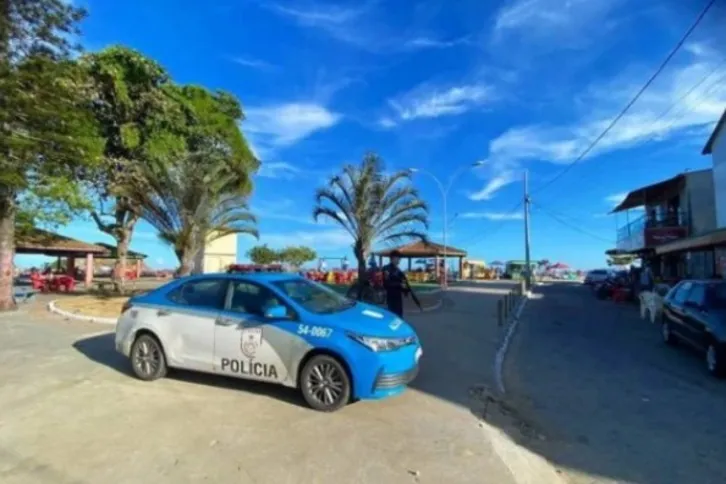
490;260;504;266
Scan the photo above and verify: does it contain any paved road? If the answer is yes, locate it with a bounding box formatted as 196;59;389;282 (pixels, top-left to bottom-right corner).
505;282;726;484
0;281;520;484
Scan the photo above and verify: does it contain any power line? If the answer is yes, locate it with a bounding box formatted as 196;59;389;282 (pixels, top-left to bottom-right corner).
530;0;719;197
532;201;614;244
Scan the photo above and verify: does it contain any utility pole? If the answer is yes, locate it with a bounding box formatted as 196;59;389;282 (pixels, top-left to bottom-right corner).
523;170;532;289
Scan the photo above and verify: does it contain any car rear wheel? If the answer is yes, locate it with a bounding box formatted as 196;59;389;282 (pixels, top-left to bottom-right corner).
300;355;351;412
706;342;726;378
130;333;167;381
661;319;677;346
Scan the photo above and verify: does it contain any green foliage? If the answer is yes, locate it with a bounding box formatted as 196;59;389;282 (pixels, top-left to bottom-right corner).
279;246;317;268
607;254;636;266
0;1;102;223
312;152;429;278
247;245;280;265
123;150;258;274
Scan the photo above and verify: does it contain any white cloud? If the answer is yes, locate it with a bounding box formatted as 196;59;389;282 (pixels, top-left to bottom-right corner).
403;36;471;50
257;161;302;179
267;2;469;53
492;0;622;45
388;83;493;122
460;211;523;220
230;56;276;71
605;193;627;206
258;228;352;249
377;117;397;129
243;103;340;162
469;47;726;200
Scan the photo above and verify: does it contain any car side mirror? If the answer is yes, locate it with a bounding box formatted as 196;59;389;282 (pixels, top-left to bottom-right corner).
264;305;288;319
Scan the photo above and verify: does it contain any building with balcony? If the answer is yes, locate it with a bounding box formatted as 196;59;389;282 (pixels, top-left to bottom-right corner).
611;169;716;253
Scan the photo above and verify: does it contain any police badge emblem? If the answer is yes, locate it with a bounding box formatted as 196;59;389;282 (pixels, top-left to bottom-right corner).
240;327;263;358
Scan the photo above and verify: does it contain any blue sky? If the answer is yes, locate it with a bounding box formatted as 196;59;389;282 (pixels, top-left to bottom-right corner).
18;0;726;270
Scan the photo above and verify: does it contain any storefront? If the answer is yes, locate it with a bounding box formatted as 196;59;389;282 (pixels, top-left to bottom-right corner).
655;227;726;279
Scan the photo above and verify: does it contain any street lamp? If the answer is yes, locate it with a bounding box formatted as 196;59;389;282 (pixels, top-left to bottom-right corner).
410;161;485;288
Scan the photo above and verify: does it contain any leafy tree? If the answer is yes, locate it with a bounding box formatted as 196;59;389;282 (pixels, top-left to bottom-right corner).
123;150;258;275
0;1;103;309
81;46;189;292
247;245;280;265
279;245;317;269
312;153;429;281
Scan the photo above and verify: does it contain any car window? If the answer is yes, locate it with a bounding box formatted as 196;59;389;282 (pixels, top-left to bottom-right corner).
273;278;355;314
706;282;726;309
228;281;283;317
167;279;228;310
685;283;705;307
671;282;692;305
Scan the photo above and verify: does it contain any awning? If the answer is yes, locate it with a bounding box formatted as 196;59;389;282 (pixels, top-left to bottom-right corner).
611;174;685;213
655;227;726;255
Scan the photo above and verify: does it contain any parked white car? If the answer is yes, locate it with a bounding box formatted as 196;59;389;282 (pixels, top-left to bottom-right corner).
584;269;612;286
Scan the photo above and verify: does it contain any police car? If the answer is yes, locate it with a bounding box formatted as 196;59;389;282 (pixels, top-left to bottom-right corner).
115;272;423;412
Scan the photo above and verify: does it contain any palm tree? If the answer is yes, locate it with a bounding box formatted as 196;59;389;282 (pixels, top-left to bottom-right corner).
123;151;258;276
313;153;429;282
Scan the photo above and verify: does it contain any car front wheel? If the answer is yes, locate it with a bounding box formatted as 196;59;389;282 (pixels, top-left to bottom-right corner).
130;333;168;381
661;319;677;346
300;355;351;412
706;342;726;378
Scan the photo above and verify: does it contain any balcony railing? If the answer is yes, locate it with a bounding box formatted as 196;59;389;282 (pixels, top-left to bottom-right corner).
616;210;688;251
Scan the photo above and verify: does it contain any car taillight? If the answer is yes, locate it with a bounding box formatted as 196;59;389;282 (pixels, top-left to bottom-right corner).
121;301;132;314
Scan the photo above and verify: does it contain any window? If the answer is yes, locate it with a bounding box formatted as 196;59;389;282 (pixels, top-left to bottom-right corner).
167;279;228;310
671;282;692;305
273;278;355;314
228;281;284;317
685;283;705;307
706;282;726;309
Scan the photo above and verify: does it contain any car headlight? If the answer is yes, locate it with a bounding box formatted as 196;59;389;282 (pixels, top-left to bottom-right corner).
347;332;417;352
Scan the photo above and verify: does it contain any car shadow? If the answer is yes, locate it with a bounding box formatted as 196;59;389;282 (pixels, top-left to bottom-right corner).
72;333;308;409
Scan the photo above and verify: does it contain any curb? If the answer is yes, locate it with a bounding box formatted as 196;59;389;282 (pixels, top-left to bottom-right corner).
47;300;117;325
494;290;530;395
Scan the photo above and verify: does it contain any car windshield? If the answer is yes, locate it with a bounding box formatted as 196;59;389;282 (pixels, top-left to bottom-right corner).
273;278;355;314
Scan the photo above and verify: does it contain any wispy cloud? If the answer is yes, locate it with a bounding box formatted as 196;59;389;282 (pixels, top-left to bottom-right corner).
492;0;624;47
267;1;471;53
387;83;493;122
229;56;277;71
243;102;341;160
403;36;472;50
605;192;627;206
377;117;397;129
257;162;302;179
469;46;726;200
460;211;523;220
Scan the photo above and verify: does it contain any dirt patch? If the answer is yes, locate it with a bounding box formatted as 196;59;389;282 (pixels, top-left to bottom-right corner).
54;295;129;319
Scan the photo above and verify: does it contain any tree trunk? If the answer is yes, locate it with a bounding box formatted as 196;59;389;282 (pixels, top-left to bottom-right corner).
176;250;195;277
354;242;367;283
0;191;16;311
112;232;131;294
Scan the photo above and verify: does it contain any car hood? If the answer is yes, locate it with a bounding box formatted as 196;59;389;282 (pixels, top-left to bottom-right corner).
312;302;416;337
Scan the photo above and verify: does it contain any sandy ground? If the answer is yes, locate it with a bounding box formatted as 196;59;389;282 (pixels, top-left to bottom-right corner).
0;281;524;484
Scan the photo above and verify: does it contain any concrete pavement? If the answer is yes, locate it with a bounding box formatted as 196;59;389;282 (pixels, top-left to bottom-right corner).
504;282;726;484
0;281;527;484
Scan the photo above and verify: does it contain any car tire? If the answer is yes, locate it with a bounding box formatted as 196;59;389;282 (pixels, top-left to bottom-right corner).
661;318;677;346
706;341;726;378
130;333;168;381
300;354;351;412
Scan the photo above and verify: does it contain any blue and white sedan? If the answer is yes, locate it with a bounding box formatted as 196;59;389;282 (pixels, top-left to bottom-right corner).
115;272;422;412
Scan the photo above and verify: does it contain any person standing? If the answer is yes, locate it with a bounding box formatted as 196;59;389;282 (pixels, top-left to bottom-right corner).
382;250;408;317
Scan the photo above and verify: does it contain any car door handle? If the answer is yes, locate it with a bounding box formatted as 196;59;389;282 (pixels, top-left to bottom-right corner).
215;317;238;327
157;309;172;317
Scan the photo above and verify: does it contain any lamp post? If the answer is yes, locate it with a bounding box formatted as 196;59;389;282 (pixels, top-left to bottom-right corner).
410;161;485;288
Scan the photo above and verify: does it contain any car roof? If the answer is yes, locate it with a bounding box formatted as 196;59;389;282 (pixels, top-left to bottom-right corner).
181;272;302;283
